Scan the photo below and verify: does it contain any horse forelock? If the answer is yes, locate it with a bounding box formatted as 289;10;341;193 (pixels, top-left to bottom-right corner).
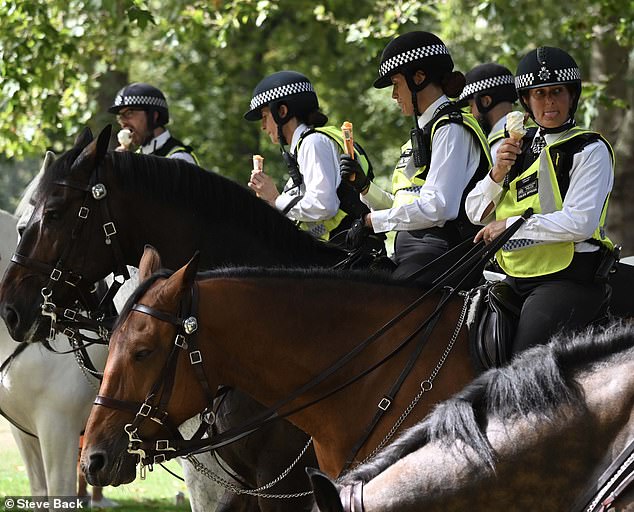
342;321;634;485
109;151;336;259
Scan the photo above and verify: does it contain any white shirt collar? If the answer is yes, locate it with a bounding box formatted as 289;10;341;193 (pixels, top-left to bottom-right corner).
490;116;507;136
290;123;310;153
141;129;171;154
418;95;450;129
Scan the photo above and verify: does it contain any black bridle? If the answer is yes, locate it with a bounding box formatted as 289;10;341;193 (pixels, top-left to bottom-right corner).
11;159;130;352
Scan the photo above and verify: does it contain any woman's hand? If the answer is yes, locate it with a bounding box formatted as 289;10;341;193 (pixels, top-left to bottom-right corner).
474;219;508;245
248;171;280;206
490;138;522;183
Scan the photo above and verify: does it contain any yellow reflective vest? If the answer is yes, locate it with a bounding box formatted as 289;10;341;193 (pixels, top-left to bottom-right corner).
295;126;371;241
495;127;614;278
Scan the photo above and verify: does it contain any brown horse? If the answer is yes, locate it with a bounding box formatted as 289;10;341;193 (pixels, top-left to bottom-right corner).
0;125;350;511
308;322;634;512
80;246;475;485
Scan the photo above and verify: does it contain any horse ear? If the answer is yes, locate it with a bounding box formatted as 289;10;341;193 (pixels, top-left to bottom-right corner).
73;127;93;150
138;245;163;281
70;125;112;174
41;151;55;174
159;251;200;301
182;251;200;290
306;468;344;512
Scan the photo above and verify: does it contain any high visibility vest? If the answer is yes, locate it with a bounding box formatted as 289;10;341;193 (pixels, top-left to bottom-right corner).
295;126;372;241
488;128;505;149
140;136;200;166
495;127;614;278
390;110;491;209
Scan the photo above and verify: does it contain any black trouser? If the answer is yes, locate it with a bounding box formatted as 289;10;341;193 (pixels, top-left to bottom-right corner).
506;251;610;356
392;228;477;288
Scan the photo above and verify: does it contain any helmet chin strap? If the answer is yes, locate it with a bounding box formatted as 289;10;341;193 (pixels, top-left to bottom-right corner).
404;72;432;167
535;117;576;134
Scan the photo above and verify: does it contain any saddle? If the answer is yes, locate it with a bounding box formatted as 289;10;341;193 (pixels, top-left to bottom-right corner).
467;281;522;371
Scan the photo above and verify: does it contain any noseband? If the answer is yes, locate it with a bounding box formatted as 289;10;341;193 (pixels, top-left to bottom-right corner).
11;161;130;347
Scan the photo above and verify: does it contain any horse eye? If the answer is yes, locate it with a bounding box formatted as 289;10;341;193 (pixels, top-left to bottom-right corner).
134;349;153;361
44;209;62;221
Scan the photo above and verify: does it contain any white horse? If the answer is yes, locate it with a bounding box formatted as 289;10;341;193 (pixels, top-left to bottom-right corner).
0;206;108;498
1;154;224;510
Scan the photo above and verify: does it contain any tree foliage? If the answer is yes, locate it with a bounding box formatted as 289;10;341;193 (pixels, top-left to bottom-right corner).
2;0;634;247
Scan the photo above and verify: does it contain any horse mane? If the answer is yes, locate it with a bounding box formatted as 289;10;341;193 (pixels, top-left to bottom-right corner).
109;151;342;259
114;265;418;332
341;320;634;484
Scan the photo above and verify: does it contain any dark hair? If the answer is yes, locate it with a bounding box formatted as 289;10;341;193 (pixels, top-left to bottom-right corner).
298;109;329;127
441;71;466;98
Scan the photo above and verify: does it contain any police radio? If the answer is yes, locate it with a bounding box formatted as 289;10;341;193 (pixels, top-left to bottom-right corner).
410;125;428;168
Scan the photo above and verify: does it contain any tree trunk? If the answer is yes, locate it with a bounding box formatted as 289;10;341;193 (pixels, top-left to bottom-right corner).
590;24;634;255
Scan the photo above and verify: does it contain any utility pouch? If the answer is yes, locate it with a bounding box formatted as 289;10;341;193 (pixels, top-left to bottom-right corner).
595;245;621;283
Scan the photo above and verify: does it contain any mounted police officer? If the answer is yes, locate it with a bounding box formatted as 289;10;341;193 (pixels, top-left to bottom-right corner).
108;82;199;165
466;46;615;355
245;71;379;249
460;63;519;160
339;31;491;285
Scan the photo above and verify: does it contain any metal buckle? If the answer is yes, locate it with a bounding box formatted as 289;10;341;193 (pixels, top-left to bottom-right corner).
63;327;76;338
78;206;89;219
153;454;166;464
155;440;171;451
50;268;62;281
174;334;188;349
103;222;117;237
189;350;202;364
63;308;77;320
378;397;391;411
139;403;152;417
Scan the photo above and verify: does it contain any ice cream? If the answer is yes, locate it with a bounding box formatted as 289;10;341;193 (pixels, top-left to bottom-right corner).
117;128;133;148
341;121;354;158
252;154;264;172
506;111;526;140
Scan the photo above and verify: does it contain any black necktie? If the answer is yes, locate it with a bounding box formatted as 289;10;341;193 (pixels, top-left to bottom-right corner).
531;134;546;154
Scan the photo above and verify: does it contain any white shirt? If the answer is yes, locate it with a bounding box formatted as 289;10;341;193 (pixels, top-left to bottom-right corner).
362;95;482;233
274;123;341;222
465;128;613;252
140;129;197;165
488;116;507;163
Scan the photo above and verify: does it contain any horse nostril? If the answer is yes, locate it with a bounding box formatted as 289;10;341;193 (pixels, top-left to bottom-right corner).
88;451;107;474
1;304;20;332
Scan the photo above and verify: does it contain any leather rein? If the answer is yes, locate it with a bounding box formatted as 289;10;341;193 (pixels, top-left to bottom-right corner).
10;160;130;357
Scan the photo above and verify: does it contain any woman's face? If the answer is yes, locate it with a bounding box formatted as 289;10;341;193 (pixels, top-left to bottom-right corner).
260;106;279;144
525;85;573;129
391;74;414;116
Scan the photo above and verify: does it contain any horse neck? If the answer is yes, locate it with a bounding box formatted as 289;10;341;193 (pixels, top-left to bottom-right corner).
111;183;343;269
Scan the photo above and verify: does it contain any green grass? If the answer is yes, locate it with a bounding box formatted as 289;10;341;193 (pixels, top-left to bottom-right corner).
0;438;192;511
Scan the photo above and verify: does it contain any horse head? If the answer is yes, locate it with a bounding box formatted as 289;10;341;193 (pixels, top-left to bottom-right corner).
81;246;209;486
0;126;115;342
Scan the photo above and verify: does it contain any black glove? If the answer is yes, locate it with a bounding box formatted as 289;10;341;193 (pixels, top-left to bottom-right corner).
340;154;370;194
346;216;373;250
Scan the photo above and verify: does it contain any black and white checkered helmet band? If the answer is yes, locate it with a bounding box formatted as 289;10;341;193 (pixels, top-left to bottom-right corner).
113;94;168;110
249;81;314;111
379;44;449;78
460;74;514;100
515;66;580;89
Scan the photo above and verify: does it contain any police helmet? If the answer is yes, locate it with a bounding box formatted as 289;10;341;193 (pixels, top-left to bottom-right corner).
374;31;454;89
244;71;320;125
460;63;517;112
108;83;169;126
515;47;582;117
